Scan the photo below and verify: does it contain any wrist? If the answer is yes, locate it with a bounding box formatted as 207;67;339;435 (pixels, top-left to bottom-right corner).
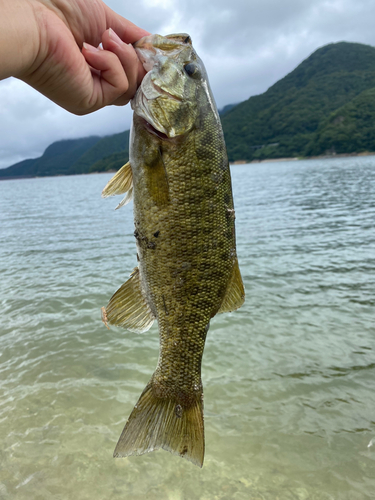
0;0;40;80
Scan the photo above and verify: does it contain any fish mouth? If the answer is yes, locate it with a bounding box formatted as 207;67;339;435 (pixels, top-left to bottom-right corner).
135;41;183;103
131;84;170;137
135;45;156;73
132;35;189;138
132;77;185;139
131;70;181;138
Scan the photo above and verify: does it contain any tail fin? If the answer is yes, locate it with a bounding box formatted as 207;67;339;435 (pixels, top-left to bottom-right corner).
113;381;205;467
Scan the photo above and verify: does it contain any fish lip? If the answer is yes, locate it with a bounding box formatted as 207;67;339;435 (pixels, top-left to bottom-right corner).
135;47;156;73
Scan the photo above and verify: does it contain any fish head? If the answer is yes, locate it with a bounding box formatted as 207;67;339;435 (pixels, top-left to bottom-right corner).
132;34;209;138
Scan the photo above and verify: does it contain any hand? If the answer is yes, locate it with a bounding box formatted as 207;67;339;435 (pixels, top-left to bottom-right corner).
0;0;149;115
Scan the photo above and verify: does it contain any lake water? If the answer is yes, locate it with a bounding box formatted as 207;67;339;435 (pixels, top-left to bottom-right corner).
0;156;374;499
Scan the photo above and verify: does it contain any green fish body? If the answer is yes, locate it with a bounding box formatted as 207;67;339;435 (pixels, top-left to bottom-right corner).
102;33;244;467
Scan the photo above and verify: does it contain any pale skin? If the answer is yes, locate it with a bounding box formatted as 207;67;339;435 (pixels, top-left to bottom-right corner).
0;0;150;114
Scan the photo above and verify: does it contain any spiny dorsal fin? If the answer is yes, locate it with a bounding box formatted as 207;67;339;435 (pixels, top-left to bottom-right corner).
102;162;133;202
218;258;245;313
113;380;204;467
101;267;155;333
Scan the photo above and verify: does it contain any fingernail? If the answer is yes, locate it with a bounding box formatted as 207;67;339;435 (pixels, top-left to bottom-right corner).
83;42;100;53
109;28;124;46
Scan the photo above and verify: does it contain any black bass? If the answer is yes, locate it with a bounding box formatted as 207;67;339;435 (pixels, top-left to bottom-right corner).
101;33;245;467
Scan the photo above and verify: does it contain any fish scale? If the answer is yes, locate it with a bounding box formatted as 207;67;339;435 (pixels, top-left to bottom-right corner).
101;33;245;467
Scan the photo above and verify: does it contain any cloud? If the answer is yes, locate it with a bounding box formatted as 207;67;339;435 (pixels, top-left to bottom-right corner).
1;0;375;169
0;78;133;169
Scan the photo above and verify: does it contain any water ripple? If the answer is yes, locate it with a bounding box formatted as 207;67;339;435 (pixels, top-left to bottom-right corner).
1;159;375;499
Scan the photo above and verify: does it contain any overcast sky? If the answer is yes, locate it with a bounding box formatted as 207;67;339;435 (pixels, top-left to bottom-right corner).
1;0;375;169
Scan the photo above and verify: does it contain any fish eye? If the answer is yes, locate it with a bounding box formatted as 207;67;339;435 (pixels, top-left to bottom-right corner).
184;63;199;78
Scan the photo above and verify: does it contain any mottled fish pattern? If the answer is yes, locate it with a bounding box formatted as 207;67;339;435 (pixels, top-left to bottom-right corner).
101;33;245;467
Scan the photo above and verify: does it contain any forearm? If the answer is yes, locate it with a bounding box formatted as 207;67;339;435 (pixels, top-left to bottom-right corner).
0;0;40;80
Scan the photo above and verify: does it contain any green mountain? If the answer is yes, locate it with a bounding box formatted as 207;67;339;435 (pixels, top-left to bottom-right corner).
218;103;238;116
307;87;375;155
2;40;375;179
221;41;375;161
67;131;130;174
0;132;129;179
0;136;101;178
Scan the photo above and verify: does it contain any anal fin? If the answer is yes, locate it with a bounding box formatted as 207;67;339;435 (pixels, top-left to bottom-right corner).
218;258;245;313
102;267;155;333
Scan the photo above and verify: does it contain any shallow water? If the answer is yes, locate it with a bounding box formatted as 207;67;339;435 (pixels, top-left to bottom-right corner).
0;156;374;499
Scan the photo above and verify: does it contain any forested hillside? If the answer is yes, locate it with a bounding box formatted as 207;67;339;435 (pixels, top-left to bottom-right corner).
221;41;375;161
0;133;129;179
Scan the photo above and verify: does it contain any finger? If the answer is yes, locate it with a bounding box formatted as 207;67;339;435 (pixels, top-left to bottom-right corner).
101;28;146;106
82;43;131;110
103;5;150;43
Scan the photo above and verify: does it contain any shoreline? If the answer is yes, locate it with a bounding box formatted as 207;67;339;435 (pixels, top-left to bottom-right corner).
0;170;117;181
230;151;375;165
1;152;375;181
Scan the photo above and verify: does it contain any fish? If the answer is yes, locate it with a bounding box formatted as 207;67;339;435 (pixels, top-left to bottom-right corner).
101;33;245;468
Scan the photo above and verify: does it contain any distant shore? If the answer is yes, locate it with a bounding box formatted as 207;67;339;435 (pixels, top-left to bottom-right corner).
2;151;375;181
230;151;375;165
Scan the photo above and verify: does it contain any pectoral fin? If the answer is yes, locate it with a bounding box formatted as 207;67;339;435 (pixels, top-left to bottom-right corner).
114;188;133;210
218;258;245;313
102;267;155;333
146;147;169;206
102;161;133;207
